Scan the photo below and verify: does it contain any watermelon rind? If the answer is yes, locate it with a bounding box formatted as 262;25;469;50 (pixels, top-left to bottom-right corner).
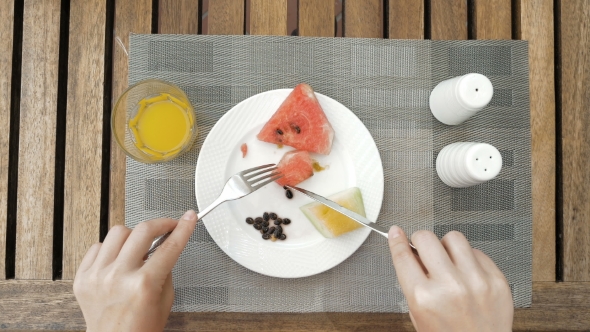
300;187;366;238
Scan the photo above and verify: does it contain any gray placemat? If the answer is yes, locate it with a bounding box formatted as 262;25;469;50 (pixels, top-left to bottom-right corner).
125;34;531;312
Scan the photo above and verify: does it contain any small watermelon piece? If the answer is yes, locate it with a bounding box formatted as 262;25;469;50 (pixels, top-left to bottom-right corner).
240;143;248;158
275;150;314;187
257;83;334;155
300;187;366;238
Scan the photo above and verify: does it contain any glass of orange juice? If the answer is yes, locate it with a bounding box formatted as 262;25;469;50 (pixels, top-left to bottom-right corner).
112;79;198;163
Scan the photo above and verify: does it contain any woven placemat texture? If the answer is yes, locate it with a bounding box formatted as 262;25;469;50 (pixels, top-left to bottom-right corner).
125;34;531;312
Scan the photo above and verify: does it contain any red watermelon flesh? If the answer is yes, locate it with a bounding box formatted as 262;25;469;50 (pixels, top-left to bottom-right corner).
275;150;314;187
257;84;334;155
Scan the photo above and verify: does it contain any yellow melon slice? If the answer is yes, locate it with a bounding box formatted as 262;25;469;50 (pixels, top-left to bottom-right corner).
300;187;366;238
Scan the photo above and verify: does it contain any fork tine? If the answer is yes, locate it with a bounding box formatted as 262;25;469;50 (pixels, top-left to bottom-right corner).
252;175;284;190
243;166;278;180
239;163;275;176
248;171;282;185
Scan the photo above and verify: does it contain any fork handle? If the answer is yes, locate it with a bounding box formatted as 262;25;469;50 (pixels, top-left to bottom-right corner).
145;196;226;258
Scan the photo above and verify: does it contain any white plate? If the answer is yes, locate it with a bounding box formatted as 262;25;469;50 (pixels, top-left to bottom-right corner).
195;89;384;278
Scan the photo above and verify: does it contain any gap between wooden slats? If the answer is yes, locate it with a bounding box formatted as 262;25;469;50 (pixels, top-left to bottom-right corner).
0;0;16;280
61;0;107;279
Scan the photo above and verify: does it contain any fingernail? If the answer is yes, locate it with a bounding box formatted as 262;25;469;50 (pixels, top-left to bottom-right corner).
182;210;196;221
389;226;402;239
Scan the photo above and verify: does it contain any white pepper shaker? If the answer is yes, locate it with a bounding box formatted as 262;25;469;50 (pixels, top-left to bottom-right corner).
436;142;503;188
429;73;494;125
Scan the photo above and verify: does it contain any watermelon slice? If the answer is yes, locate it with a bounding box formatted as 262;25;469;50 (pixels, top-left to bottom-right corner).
300;187;366;238
257;84;334;155
275;150;314;187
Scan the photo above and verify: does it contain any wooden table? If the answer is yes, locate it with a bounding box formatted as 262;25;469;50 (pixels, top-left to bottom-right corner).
1;0;589;330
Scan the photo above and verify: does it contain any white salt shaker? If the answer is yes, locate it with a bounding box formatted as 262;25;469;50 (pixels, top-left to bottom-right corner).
429;73;494;125
436;142;502;188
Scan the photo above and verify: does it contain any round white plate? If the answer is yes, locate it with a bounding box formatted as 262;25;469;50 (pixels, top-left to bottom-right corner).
195;89;384;278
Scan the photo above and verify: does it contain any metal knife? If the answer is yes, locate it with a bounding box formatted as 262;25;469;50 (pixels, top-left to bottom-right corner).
286;185;417;250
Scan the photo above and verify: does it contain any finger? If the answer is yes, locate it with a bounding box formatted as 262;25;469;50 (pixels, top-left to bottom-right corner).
409;310;419;331
440;231;483;274
143;210;198;280
117;217;179;267
161;272;175;312
93;225;132;268
77;243;102;272
388;226;427;290
472;248;505;278
411;230;455;277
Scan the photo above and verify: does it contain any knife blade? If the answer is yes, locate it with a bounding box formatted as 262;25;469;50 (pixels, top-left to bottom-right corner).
286;185;390;238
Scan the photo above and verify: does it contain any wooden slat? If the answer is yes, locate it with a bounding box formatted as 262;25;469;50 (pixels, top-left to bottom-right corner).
561;0;590;281
61;0;107;279
250;0;287;36
515;0;556;282
109;0;152;229
473;0;511;39
298;0;334;37
431;0;467;40
388;0;424;39
159;0;199;34
0;280;85;330
0;0;14;279
208;0;244;35
343;0;383;38
2;280;590;331
14;0;60;280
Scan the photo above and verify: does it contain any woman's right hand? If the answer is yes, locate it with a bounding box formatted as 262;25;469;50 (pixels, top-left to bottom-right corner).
387;226;513;332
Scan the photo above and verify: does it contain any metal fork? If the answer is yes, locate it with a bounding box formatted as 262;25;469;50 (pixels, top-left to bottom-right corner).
145;164;283;258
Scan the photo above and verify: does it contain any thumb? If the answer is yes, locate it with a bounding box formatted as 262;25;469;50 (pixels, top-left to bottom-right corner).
143;210;198;278
388;226;426;290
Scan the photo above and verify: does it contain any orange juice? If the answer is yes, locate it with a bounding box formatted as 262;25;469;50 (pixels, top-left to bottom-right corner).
128;93;195;160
